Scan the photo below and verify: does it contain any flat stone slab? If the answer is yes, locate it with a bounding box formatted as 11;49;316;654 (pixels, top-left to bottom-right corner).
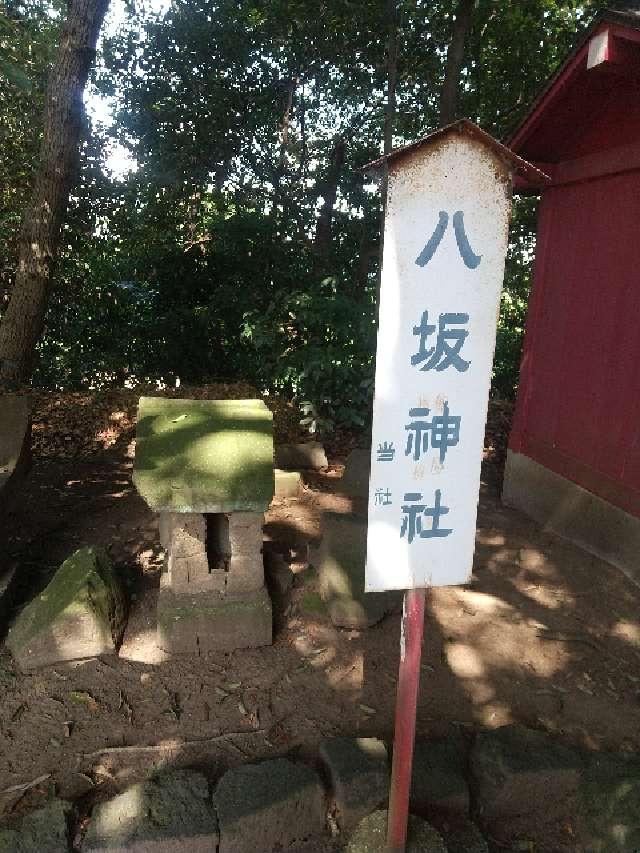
0;393;30;505
83;769;218;852
319;737;388;832
133;397;274;513
275;442;327;470
157;586;272;654
346;810;446;852
441;818;489;853
0;799;70;853
470;724;640;851
264;551;294;596
274;468;302;498
410;736;470;817
318;513;399;628
6;547;126;671
215;758;326;852
339;449;370;499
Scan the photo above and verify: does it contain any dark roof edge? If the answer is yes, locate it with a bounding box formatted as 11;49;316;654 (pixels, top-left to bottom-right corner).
363;118;549;186
507;8;640;149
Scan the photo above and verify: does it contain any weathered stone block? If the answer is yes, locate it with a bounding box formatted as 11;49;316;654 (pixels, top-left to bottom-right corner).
410;737;470;818
7;547;126;671
133;397;274;513
167;513;206;558
83;769;218;853
440;818;489;853
157;586;272;653
471;725;640;851
576;752;640;852
319;737;388;832
274;468;302;498
227;512;264;555
226;554;265;593
346;810;446;853
318;513;400;628
0;393;31;508
276;441;328;470
471;725;582;826
264;551;294;595
339;449;371;499
167;553;212;589
215;759;326;853
0;799;70;853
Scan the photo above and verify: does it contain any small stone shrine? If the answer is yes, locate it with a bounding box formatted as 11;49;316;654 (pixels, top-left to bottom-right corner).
133;397;274;653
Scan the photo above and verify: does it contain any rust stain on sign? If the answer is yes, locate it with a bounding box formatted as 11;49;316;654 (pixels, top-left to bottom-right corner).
364;118;549;188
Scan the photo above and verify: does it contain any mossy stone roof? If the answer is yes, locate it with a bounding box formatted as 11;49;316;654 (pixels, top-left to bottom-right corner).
133;397;274;513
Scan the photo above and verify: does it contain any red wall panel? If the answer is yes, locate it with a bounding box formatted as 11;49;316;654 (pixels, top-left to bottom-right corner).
512;167;640;518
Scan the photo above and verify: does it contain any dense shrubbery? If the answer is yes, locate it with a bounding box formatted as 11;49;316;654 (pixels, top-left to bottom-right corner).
3;0;595;431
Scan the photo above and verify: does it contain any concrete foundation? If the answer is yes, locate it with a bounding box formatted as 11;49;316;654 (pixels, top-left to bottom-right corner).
503;450;640;586
157;586;272;654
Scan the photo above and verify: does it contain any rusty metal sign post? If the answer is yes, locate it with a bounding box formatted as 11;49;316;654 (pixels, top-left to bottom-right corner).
363;120;545;852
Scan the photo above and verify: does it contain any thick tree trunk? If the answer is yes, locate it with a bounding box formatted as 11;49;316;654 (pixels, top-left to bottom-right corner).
314;135;345;263
439;0;475;125
0;0;109;387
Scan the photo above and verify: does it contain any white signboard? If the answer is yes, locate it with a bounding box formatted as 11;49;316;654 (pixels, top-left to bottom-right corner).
366;127;515;592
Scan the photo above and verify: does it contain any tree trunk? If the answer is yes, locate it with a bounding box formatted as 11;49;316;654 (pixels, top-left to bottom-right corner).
314;135;345;263
272;76;297;223
439;0;475;125
0;0;109;387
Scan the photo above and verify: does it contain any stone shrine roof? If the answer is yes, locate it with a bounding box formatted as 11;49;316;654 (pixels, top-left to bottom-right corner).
133;397;274;513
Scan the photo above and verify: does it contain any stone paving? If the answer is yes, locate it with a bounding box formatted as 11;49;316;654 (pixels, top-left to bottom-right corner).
2;726;638;851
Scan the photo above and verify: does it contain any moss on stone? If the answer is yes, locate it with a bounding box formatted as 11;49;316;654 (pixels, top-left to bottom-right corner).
7;547;125;654
157;589;271;626
133;397;274;513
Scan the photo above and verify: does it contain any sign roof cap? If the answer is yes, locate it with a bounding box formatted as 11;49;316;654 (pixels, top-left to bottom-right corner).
363;118;549;186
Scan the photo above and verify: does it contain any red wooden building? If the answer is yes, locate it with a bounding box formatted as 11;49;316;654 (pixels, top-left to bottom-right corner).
503;6;640;582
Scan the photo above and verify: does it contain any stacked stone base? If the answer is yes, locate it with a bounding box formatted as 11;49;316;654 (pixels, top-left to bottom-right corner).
157;510;272;654
157;586;272;654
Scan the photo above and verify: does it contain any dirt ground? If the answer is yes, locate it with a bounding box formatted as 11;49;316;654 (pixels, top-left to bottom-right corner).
1;391;640;836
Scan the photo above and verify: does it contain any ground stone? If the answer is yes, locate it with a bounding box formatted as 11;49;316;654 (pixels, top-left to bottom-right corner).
215;758;326;853
440;818;489;853
83;769;217;852
274;468;303;498
470;725;640;851
318;737;388;832
346;810;447;853
339;449;370;499
6;547;126;671
133;397;274;513
276;442;328;470
318;513;399;628
410;736;470;818
0;799;70;853
578;751;640;852
264;551;294;595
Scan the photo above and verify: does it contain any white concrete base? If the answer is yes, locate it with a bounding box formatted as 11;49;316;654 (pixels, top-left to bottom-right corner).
503;450;640;587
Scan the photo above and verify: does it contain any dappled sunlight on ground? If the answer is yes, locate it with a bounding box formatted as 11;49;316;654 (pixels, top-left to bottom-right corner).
1;438;640;811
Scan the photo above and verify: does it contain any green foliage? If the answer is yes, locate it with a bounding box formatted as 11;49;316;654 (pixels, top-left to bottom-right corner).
1;0;616;427
243;277;376;432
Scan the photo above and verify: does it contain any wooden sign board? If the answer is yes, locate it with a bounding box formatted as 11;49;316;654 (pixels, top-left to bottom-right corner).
365;121;543;592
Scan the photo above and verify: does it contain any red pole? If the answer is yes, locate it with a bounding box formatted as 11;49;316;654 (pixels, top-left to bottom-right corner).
386;587;426;853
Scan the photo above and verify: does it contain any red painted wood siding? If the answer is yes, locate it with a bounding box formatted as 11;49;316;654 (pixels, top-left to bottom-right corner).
510;166;640;518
